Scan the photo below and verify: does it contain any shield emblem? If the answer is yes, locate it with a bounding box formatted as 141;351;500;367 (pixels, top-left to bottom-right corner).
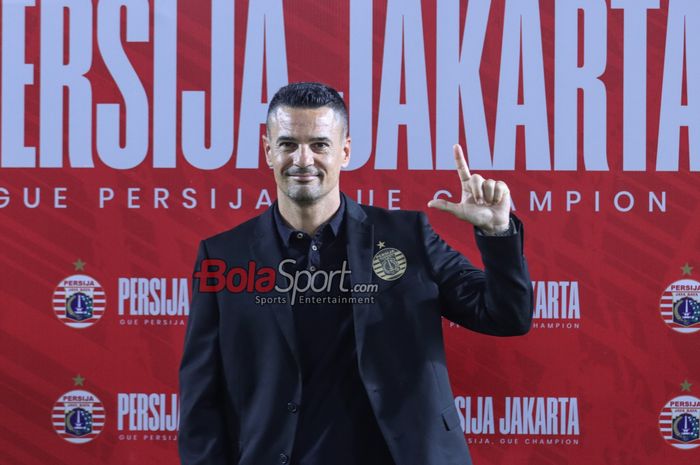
66;291;94;321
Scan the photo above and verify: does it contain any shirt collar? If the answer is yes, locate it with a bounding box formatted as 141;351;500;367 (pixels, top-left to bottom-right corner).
273;194;346;247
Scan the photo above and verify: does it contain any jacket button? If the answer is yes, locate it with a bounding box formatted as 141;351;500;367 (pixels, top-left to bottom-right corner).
279;453;289;463
287;402;298;413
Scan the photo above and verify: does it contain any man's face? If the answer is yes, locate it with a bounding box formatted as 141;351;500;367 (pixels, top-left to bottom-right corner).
263;106;350;205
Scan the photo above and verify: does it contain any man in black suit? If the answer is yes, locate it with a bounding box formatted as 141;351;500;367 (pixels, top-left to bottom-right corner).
178;82;532;465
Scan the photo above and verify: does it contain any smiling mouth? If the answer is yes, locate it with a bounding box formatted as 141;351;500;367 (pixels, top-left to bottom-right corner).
287;174;319;182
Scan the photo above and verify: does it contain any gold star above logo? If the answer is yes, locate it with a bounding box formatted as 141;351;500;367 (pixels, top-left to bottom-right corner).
73;259;86;271
377;241;386;249
681;379;692;392
73;374;85;387
681;263;693;276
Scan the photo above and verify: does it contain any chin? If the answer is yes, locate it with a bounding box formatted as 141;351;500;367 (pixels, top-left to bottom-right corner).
286;187;323;205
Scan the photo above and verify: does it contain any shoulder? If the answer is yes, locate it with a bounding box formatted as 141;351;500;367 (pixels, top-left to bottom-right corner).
351;202;431;246
199;211;265;254
354;202;426;228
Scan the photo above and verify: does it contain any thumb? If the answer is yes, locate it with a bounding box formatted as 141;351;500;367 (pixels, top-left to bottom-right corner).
427;199;461;215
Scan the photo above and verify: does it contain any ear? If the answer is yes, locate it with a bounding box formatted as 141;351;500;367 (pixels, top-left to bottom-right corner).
262;134;273;168
341;136;351;169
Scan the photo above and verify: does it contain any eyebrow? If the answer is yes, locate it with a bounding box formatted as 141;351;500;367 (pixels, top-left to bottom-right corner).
276;136;332;143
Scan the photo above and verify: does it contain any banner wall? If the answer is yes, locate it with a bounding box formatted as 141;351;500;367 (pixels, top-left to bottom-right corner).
0;1;698;463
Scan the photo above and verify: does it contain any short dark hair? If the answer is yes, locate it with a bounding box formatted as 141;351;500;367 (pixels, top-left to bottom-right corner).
266;82;348;135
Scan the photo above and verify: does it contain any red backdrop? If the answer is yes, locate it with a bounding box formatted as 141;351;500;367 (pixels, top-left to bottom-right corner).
1;1;698;464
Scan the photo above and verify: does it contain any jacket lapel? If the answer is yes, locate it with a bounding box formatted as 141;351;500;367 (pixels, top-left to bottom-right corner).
344;197;376;361
249;206;301;369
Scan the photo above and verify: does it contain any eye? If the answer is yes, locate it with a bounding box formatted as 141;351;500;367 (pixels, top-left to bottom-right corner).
312;142;329;150
279;141;297;150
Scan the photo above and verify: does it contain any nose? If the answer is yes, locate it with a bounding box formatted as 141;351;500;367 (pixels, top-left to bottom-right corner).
293;144;314;168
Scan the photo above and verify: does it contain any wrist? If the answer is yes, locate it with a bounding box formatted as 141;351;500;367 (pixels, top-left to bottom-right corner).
479;219;512;236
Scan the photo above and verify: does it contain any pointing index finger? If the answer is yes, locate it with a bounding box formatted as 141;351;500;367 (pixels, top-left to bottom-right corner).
453;144;471;183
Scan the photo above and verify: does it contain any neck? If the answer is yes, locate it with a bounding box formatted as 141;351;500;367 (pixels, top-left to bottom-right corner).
277;189;341;235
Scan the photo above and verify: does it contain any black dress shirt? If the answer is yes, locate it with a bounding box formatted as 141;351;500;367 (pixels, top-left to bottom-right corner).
273;195;395;465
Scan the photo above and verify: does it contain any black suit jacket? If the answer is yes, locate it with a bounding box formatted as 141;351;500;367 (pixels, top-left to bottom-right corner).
178;195;533;465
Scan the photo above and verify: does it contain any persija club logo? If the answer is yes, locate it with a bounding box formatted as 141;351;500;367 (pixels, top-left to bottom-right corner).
659;279;700;334
53;274;106;329
659;395;700;450
52;390;105;444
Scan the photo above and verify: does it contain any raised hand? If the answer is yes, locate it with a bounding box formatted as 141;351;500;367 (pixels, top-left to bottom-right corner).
427;144;511;234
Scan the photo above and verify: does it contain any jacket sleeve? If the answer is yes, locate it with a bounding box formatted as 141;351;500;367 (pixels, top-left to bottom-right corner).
178;240;238;464
419;212;533;336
